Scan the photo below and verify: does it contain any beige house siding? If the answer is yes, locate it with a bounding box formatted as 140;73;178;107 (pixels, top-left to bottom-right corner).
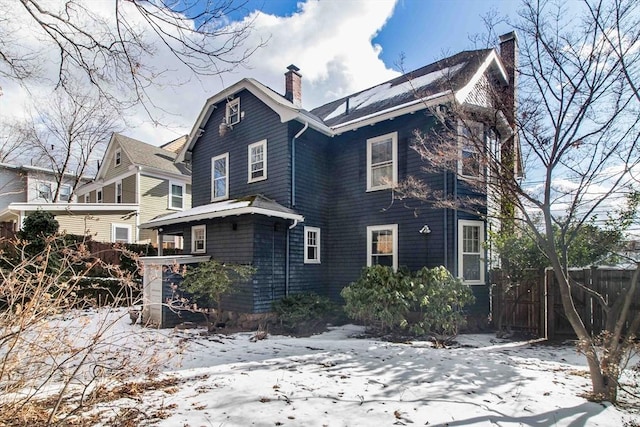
103;145;134;182
55;213;138;243
103;183;115;203
122;174;137;204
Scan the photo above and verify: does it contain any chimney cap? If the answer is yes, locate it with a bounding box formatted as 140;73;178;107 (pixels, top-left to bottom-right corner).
499;31;518;43
287;64;300;73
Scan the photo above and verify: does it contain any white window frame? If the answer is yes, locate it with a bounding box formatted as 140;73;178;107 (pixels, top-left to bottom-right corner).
59;184;72;202
225;98;240;126
367;224;398;271
84;194;90;203
97;188;103;203
37;181;52;201
248;139;267;183
211;153;229;201
457;220;485;285
169;181;185;210
304;226;321;264
114;148;122;167
111;223;131;243
191;225;206;254
366;132;398;191
115;180;123;204
458;120;484;179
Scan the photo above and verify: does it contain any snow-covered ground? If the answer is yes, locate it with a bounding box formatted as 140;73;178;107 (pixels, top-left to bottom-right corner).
42;309;640;425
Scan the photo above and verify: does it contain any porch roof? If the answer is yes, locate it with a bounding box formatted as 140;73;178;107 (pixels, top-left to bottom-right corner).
140;195;304;229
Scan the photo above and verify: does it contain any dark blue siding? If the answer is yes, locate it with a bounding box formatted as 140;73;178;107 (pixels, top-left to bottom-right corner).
190;89;291;208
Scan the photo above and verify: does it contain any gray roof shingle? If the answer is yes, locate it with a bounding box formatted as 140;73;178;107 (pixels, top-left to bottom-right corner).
115;134;191;176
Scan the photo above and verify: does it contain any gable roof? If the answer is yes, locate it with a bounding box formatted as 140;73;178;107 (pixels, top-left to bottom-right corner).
179;47;510;158
96;133;191;180
311;49;507;133
140;194;303;229
177;78;332;162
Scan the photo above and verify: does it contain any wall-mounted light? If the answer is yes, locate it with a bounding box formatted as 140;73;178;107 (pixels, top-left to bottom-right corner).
419;225;431;234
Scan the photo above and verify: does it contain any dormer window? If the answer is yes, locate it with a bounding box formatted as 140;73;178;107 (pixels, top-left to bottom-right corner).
115;148;122;167
226;98;240;126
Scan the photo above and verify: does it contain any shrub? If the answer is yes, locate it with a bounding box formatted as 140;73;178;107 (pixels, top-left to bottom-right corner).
272;292;343;334
340;265;412;332
407;266;475;346
180;259;255;322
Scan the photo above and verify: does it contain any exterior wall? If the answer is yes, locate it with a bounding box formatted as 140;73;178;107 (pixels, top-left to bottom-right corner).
190;89;290;208
122;174;137;204
0;168;27;208
103;144;133;182
26;171;79;203
103;182;116;203
53;212;137;242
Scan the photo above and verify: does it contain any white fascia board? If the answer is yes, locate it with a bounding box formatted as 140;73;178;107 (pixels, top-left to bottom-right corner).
139;255;211;265
332;91;454;134
94;133;119;181
455;50;508;105
141;206;304;229
138;167;192;184
8;202;139;213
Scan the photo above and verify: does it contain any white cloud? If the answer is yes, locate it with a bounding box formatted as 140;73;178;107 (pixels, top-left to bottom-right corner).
1;0;400;147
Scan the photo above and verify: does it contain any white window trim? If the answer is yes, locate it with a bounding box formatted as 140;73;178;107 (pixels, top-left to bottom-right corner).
458;120;484;179
115;180;123;204
168;181;185;210
457;219;485;285
191;225;206;254
111;223;131;243
84;194;90;203
225;98;240;126
211;153;229;201
248;139;267;183
59;184;72;202
114;148;122;167
366;224;398;271
304;226;321;264
366;132;398;191
37;181;52;201
97;188;103;203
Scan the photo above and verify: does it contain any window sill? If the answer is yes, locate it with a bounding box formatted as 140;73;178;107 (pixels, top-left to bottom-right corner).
304;260;321;265
248;176;267;184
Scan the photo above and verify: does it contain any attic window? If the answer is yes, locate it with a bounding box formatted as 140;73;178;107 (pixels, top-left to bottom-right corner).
115;149;122;167
226;98;240;126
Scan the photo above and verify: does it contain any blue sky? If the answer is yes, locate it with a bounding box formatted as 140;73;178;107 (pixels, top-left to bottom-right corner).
4;0;522;144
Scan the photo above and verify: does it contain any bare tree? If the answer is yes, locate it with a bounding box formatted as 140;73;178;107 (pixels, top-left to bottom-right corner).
0;0;263;117
20;87;120;201
398;0;640;402
0;120;32;164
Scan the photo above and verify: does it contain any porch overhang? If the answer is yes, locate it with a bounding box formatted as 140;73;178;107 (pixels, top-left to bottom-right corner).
140;195;304;229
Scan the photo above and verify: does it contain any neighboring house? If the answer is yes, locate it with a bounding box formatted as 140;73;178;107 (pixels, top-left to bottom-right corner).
75;133;192;246
141;33;519;318
0;163;91;234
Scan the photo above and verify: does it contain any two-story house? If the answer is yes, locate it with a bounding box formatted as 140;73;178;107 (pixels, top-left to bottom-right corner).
75;133;192;246
141;33;519;322
0;163;91;235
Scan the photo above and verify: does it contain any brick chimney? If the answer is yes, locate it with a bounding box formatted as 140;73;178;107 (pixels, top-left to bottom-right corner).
284;64;302;107
499;31;518;126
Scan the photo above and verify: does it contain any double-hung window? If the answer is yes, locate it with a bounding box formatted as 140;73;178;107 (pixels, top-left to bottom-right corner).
212;153;229;201
458;121;483;178
367;224;398;271
59;184;71;202
226;98;240;126
169;182;184;210
116;181;123;203
115;149;122;167
37;182;52;201
112;223;131;243
458;220;485;284
367;132;397;191
97;188;103;203
191;225;206;253
304;226;321;264
248;140;267;183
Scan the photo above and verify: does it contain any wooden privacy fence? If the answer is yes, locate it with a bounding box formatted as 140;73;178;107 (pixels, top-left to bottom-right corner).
491;267;640;339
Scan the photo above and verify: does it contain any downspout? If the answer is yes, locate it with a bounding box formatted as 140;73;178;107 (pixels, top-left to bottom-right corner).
286;121;308;297
454;171;458;277
443;169;448;268
291;121;308;207
285;219;299;296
